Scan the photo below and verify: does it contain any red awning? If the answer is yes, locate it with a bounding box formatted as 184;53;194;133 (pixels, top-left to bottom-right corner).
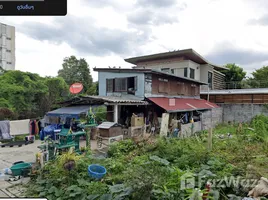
148;97;219;113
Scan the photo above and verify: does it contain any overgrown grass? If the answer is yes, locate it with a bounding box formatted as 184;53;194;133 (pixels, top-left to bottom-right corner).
24;115;268;200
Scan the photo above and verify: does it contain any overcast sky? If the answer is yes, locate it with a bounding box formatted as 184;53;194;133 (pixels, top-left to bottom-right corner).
1;0;268;81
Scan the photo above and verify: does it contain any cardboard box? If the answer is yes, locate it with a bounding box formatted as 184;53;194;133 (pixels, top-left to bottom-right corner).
131;117;144;127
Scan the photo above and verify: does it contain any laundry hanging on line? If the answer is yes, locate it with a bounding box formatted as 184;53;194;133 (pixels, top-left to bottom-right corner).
0;120;12;140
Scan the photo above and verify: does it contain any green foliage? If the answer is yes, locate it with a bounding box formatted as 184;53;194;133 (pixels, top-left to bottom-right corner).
0;70;47;119
222;64;246;84
58;56;93;93
0;70;69;119
0;107;15;120
25;116;268;199
107;139;136;157
42;77;69;109
93;106;107;123
0;98;12;108
250;114;268;141
87;81;98;95
252;66;268;84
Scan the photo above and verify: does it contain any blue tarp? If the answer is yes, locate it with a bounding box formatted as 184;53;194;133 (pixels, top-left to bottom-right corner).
46;106;90;119
40;124;62;141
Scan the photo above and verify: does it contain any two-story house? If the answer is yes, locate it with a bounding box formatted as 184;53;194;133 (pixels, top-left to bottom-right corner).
94;67;219;133
124;49;227;90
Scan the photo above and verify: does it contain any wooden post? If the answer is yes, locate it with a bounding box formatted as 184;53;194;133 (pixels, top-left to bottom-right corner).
85;127;91;149
143;117;146;137
160;113;169;137
208;128;212;151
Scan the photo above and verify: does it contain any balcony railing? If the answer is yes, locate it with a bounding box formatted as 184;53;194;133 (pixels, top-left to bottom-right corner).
201;80;268;91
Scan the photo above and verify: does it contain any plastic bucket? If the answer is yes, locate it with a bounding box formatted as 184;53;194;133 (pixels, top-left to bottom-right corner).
10;163;32;176
88;164;106;179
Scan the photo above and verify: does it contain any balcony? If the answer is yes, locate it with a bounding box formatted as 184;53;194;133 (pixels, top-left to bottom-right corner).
201;80;268;91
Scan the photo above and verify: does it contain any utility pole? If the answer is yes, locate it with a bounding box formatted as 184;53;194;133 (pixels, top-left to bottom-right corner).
208;128;212;151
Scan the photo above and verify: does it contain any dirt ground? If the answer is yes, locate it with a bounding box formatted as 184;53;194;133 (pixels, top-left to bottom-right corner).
0;139;98;170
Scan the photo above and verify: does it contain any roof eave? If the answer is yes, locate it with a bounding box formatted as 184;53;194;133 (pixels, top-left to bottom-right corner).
124;49;193;65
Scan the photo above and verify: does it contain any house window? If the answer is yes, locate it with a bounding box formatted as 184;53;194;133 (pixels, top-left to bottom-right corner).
106;79;114;92
161;68;170;73
177;82;185;95
114;78;127;92
7;62;12;65
184;68;188;77
190;68;195;79
6;49;11;53
158;78;168;93
127;76;137;94
171;69;175;74
6;37;11;40
208;72;213;89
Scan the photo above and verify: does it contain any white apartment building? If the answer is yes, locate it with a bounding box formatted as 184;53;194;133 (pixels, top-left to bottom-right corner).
0;23;15;71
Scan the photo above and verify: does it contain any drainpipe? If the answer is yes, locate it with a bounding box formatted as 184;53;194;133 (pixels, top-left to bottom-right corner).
207;85;210;102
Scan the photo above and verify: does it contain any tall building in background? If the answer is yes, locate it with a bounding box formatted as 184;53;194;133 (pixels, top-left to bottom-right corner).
0;23;15;71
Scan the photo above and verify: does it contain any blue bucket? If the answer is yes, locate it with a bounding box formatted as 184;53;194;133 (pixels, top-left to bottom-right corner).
88;164;106;179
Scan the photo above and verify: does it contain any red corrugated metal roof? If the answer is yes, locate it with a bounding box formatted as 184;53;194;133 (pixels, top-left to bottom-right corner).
148;97;219;112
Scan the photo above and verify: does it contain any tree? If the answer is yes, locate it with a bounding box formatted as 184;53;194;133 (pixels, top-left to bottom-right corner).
0;70;70;119
39;77;69;115
221;64;246;89
58;56;93;93
0;70;48;119
87;81;98;95
248;66;268;88
222;63;246;82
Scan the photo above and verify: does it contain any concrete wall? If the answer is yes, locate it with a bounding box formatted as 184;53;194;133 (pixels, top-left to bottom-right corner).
220;104;268;123
178;108;223;138
98;72;145;97
180;121;202;138
202;108;223;129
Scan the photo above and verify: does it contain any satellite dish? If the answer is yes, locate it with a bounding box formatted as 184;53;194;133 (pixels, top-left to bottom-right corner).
69;83;83;94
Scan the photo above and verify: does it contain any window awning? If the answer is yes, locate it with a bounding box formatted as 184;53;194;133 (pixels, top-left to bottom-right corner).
148;97;219;113
46;106;91;119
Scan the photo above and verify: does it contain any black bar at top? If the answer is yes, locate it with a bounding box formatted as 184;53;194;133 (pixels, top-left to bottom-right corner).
0;0;67;16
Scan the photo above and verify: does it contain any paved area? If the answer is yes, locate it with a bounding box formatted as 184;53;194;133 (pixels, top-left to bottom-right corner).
0;140;98;169
0;190;9;197
0;139;99;197
0;140;42;169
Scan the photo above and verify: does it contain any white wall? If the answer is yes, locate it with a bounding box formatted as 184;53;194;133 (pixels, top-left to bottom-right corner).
200;64;214;84
0;23;15;70
98;71;145;97
136;60;201;80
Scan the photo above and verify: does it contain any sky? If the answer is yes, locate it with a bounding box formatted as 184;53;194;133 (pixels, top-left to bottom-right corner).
1;0;268;81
